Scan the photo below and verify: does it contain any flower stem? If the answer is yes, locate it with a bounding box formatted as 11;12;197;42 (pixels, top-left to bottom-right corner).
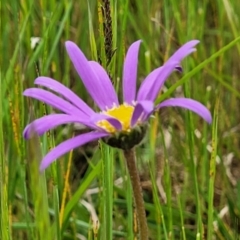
123;148;148;240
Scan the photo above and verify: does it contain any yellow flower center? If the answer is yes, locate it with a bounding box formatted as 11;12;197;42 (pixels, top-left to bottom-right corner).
97;104;134;133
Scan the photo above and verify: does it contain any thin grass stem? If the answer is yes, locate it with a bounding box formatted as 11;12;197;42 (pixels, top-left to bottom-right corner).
123;148;148;240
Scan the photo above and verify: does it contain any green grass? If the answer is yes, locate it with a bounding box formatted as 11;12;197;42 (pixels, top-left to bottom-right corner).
1;0;240;239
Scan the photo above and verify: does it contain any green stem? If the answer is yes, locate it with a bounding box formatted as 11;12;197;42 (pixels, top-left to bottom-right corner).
123;148;148;240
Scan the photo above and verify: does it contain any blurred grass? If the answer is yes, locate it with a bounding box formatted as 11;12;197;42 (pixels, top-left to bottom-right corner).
1;0;240;239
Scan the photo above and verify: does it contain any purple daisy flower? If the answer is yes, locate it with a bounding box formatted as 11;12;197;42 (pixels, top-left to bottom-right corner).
23;40;212;171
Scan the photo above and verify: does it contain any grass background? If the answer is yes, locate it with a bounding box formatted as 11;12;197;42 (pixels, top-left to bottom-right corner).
1;0;240;239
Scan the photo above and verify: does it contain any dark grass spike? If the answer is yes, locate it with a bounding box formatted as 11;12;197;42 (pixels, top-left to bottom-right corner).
101;0;114;66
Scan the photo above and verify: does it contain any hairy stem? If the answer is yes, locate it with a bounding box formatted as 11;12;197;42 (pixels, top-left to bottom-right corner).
123;148;148;240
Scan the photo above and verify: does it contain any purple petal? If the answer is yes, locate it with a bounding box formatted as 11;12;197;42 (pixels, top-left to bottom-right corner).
23;88;87;117
65;41;116;110
175;65;183;72
34;77;94;116
137;65;183;101
40;131;109;171
131;100;154;126
91;113;122;131
137;40;199;102
88;61;119;107
140;61;179;101
123;40;142;103
168;40;199;62
23;114;97;139
137;67;162;101
156;98;212;123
